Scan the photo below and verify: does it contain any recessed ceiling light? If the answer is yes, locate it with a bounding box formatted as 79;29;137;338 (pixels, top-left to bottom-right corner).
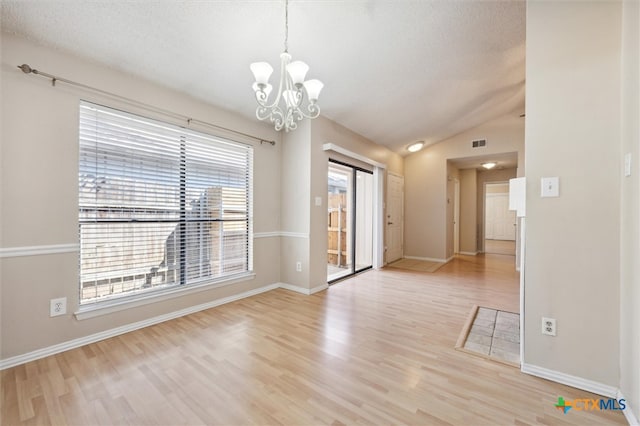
407;141;424;153
482;162;497;169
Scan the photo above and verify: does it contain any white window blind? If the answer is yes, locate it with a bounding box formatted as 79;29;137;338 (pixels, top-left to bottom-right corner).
78;101;253;304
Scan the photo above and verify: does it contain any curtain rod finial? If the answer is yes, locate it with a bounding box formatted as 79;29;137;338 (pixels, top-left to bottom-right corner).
17;64;33;74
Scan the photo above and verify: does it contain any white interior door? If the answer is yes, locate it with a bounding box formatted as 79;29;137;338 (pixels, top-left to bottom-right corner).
486;193;516;241
386;173;404;263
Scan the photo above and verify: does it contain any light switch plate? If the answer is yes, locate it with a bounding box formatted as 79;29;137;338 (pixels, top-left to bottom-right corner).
315;196;322;206
541;177;559;197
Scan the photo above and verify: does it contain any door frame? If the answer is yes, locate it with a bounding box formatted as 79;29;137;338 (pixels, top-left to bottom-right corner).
453;178;460;254
372;167;384;269
385;172;404;264
327;159;374;283
482;180;510;252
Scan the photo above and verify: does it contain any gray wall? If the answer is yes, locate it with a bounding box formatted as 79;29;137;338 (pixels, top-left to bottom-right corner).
619;0;640;419
0;34;282;359
279;115;403;291
404;114;524;261
459;169;477;254
524;0;621;387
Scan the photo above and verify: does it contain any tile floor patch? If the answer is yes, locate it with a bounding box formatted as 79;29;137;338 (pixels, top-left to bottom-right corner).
459;306;520;366
466;333;492;346
464;341;490;355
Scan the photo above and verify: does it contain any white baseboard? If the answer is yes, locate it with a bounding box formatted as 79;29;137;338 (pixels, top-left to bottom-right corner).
618;389;640;425
278;282;329;295
404;255;451;263
521;363;618;398
309;283;329;294
458;251;478;256
0;284;279;370
0;281;333;370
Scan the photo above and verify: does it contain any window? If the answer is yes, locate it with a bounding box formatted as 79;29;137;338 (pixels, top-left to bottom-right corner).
78;102;253;305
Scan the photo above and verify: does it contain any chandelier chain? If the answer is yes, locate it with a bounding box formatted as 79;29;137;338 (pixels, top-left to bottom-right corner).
284;0;289;53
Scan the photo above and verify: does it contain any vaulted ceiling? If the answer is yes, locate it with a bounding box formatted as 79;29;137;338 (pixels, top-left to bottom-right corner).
1;0;526;154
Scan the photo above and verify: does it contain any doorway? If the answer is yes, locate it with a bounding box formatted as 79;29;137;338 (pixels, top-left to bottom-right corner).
484;182;516;255
453;178;460;254
327;160;373;282
386;173;404;263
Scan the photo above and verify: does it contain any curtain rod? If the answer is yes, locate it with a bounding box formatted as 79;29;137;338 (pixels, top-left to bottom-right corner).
16;64;277;146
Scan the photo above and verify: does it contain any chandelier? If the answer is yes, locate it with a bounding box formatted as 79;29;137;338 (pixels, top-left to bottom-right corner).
250;0;323;132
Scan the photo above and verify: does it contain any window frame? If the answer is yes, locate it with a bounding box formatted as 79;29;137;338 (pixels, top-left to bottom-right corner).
77;101;254;314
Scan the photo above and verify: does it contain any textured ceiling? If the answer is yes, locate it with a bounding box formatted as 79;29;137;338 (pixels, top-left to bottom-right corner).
1;0;526;154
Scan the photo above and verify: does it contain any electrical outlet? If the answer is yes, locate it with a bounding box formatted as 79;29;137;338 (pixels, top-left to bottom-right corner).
50;297;67;317
296;261;302;272
542;317;556;336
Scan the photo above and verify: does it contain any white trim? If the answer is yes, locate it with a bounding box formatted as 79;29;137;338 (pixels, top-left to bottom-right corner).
459;251;478;256
280;231;309;239
617;389;640;425
278;282;329;295
372;167;384;269
0;281;334;370
75;273;256;320
308;283;329;294
322;143;387;169
253;231;281;239
253;232;310;239
404;255;453;263
521;363;618;398
0;283;279;370
519;218;526;365
0;243;79;258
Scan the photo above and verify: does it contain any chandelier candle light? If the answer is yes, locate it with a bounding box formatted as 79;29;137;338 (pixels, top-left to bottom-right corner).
250;0;323;132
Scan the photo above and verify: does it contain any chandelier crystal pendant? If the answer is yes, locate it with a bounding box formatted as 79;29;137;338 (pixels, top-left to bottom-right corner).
250;0;323;132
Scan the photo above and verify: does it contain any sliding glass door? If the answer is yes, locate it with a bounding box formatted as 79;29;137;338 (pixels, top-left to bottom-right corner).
327;161;373;282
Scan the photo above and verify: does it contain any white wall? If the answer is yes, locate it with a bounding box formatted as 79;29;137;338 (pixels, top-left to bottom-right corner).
524;0;621;387
0;34;282;360
619;0;640;420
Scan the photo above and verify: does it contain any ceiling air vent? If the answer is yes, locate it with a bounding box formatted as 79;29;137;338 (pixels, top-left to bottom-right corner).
472;139;487;148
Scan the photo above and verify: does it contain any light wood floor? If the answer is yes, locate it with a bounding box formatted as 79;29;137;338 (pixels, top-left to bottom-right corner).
1;255;626;425
485;239;517;256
